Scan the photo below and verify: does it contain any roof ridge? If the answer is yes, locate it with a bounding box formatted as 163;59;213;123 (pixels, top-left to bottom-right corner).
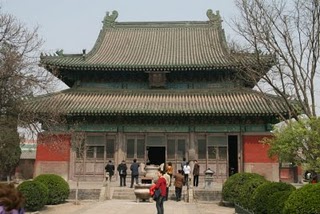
100;9;224;28
66;87;259;94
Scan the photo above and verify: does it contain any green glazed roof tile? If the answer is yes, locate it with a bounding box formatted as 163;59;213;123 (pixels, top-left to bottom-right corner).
40;11;274;71
25;87;292;117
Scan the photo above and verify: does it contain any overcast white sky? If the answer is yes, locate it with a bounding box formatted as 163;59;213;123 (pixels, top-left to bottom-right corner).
2;0;238;54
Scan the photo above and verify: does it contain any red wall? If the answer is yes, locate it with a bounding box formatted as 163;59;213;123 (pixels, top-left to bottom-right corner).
243;135;277;163
36;134;71;161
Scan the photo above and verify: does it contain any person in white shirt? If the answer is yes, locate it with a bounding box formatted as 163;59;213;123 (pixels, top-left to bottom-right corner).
163;172;171;200
183;162;191;186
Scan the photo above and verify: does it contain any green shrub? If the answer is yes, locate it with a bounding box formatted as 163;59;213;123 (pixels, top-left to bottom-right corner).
283;183;320;214
250;182;295;214
267;191;293;214
34;174;70;205
17;180;48;211
222;172;267;209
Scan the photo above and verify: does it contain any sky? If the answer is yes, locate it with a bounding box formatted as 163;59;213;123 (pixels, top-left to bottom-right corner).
2;0;238;54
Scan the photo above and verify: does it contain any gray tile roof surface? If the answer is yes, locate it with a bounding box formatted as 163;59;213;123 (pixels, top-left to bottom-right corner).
40;13;273;71
25;87;289;117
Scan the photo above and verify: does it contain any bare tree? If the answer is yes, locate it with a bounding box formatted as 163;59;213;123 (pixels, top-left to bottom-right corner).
231;0;320;119
0;9;62;125
70;130;86;205
0;9;63;180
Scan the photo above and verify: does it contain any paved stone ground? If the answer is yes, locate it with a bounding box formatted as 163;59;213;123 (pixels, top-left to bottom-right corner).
24;178;305;214
25;181;234;214
28;200;235;214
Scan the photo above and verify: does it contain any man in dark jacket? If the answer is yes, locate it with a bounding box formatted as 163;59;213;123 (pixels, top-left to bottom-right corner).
130;159;139;188
117;160;127;187
105;160;115;181
193;160;200;187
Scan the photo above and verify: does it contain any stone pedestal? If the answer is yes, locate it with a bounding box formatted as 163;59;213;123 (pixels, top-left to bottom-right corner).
204;177;214;189
204;168;214;190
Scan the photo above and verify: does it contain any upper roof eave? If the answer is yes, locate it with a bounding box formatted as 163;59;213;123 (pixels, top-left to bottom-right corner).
39;9;275;74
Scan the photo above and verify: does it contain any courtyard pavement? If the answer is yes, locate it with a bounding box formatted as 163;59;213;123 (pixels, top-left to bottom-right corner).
33;199;235;214
28;180;235;214
72;199;234;214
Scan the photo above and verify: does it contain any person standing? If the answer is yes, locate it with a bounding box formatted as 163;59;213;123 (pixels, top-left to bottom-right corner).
183;161;191;186
163;172;171;201
130;159;140;188
166;162;173;186
117;160;127;187
174;170;184;201
155;169;167;214
105;160;115;182
180;158;186;175
193;160;200;187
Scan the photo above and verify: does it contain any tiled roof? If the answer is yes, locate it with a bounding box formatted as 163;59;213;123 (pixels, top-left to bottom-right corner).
40;11;274;71
25;88;291;117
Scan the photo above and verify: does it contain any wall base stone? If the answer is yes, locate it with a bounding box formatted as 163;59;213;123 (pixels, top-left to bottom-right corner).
34;161;69;180
244;162;279;181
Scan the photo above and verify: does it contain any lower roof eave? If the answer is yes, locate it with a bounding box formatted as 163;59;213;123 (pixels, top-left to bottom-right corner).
66;112;279;118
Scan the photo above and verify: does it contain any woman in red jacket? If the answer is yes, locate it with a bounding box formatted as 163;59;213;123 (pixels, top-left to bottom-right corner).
155;169;167;214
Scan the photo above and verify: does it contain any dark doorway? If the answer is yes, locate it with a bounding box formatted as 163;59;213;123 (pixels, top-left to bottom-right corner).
147;147;165;165
228;135;238;176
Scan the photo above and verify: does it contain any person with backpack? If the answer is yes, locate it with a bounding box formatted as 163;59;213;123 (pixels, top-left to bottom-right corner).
117;160;127;187
105;160;115;181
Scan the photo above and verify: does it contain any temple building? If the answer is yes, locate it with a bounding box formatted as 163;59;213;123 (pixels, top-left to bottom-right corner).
27;10;294;182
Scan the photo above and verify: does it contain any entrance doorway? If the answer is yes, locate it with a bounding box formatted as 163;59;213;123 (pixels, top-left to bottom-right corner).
147;147;165;165
228;135;238;176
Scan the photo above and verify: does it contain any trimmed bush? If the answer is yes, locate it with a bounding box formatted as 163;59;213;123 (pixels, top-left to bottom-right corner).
34;174;70;205
267;191;293;214
250;182;295;214
17;180;48;211
222;172;267;209
283;183;320;214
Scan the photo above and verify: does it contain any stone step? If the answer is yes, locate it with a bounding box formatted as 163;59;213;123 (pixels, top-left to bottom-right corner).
69;189;101;200
111;186;189;201
69;186;222;201
111;187;136;200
